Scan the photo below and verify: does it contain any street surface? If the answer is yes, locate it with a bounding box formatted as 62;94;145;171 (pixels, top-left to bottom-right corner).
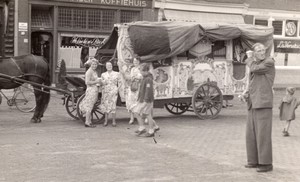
0;89;300;182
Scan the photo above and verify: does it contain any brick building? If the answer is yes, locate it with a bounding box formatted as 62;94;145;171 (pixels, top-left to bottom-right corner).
1;0;300;86
0;0;155;82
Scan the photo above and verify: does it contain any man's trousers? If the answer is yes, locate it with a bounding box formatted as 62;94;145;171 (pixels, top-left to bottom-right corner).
246;108;273;165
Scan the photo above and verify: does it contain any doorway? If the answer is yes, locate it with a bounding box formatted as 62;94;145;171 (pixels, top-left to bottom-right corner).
31;32;53;80
31;32;52;61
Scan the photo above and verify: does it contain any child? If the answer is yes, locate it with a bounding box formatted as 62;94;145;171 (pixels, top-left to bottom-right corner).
133;63;159;137
279;87;300;136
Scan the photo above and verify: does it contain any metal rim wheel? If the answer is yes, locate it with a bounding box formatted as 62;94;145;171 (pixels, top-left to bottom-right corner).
65;95;80;120
76;93;105;124
192;83;223;119
165;103;190;115
15;88;36;113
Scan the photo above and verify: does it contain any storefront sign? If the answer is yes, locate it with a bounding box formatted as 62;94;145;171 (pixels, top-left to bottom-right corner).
61;36;107;47
53;0;152;8
274;39;300;53
285;20;297;37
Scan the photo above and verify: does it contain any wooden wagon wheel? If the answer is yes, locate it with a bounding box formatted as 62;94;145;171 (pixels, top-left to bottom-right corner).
65;94;81;120
165;103;190;115
76;93;105;124
192;83;223;119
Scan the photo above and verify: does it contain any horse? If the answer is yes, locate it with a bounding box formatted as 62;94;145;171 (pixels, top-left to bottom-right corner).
0;54;51;123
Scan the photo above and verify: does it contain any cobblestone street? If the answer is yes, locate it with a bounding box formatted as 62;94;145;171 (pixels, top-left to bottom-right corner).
1;89;300;182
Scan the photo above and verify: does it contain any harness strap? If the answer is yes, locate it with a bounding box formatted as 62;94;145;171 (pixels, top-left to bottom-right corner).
10;58;24;75
8;56;46;83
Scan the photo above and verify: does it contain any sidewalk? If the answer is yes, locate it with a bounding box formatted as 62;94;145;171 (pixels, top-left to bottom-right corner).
0;89;300;181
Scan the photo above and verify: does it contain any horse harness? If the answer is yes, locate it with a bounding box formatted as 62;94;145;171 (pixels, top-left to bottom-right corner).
9;56;46;82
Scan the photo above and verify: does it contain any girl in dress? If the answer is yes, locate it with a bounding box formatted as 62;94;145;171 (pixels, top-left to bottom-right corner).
100;61;121;127
126;57;143;124
279;87;300;136
79;58;101;128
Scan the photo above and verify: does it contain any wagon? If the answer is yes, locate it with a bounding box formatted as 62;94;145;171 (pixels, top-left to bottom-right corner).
75;21;273;121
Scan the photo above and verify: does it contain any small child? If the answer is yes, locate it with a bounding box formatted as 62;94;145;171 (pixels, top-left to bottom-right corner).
133;63;159;137
279;87;300;136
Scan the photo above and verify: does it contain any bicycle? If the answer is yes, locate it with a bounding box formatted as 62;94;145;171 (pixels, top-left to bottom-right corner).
0;84;36;113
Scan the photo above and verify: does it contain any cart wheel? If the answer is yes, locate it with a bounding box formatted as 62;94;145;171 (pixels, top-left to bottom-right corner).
15;87;36;113
165;103;190;115
192;83;223;119
65;95;80;120
76;93;105;124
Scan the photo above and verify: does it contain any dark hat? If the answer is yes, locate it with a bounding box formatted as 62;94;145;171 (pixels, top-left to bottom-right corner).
287;87;296;95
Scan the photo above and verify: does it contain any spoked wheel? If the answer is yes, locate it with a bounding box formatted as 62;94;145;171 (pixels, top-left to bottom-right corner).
65;94;81;120
15;87;36;113
165;103;190;115
192;83;223;119
76;93;105;124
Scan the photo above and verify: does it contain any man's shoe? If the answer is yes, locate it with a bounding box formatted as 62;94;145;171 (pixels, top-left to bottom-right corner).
256;164;273;172
154;127;160;132
283;131;290;137
144;132;155;137
136;129;146;136
245;164;258;168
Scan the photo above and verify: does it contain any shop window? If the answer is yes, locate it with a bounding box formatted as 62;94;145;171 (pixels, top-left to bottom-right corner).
58;34;108;69
255;19;268;26
31;9;52;28
73;9;86;29
58;7;116;31
102;10;115;31
88;9;102;30
58;8;72;28
273;20;283;36
120;10;140;23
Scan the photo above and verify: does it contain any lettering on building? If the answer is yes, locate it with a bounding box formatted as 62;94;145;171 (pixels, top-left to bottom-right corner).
55;0;151;8
274;40;300;53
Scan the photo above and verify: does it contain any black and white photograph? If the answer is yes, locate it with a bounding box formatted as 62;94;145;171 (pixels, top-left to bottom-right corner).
1;0;300;181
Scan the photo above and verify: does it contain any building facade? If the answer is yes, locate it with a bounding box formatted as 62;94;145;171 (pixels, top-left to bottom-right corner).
2;0;300;86
154;0;300;87
5;0;154;82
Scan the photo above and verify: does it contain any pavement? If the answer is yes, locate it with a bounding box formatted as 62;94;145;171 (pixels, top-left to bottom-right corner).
0;89;300;182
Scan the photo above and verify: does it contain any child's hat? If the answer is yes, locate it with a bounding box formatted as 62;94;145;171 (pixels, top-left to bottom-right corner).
287;87;296;95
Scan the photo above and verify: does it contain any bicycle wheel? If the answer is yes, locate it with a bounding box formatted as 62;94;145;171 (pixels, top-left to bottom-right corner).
15;87;36;113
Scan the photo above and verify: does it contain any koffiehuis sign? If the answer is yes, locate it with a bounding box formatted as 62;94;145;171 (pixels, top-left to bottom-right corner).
53;0;153;8
274;39;300;53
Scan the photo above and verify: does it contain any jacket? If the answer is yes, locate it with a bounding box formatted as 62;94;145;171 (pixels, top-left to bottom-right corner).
247;57;275;109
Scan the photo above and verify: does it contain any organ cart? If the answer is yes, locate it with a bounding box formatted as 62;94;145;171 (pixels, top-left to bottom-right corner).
76;21;274;121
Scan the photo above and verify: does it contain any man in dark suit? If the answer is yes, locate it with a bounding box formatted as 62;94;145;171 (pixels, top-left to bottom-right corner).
242;43;275;172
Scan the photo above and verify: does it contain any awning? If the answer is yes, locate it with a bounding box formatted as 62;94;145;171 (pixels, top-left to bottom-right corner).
163;10;244;24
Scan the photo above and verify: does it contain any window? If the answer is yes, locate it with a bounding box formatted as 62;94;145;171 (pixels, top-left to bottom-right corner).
120;10;140;23
58;7;116;31
31;9;52;28
273;21;283;36
255;19;268;26
58;8;72;28
213;41;226;57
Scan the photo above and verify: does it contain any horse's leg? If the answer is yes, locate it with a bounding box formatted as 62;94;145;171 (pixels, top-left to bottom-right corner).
31;86;44;123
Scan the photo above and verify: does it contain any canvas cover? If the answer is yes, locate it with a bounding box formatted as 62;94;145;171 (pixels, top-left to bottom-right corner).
96;21;273;102
125;21;274;62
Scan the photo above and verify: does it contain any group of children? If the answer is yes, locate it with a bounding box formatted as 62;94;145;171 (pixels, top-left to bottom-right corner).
279;87;300;137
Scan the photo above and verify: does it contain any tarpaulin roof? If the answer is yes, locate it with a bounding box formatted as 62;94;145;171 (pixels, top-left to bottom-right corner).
97;21;274;62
